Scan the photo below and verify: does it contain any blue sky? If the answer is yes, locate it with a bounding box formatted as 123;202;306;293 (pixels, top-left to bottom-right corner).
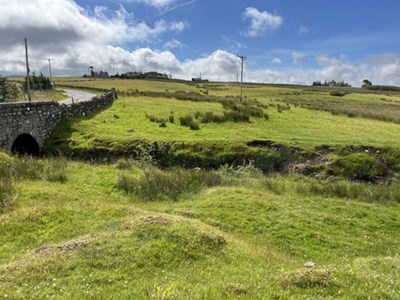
1;0;400;86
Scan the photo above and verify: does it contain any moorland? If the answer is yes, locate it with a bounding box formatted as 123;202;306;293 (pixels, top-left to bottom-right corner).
0;78;399;299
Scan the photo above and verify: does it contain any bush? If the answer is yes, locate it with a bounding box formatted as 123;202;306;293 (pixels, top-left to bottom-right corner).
330;90;347;97
223;111;250;123
189;121;200;130
179;115;193;127
116;166;221;201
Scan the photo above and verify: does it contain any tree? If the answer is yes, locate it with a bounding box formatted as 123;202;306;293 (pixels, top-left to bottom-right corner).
0;77;19;102
362;79;372;87
23;73;52;92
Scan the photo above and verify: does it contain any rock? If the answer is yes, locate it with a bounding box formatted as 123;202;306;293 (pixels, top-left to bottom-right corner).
127;128;134;132
304;261;317;268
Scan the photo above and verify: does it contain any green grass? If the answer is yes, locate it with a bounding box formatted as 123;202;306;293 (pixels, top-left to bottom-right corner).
46;79;400;154
0;157;399;299
47;94;400;150
3;79;400;298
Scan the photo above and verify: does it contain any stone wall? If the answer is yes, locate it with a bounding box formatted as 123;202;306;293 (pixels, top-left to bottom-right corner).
0;89;116;153
0;101;62;151
61;88;116;118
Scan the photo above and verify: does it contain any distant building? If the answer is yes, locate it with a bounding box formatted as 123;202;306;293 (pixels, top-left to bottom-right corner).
83;70;109;78
92;71;109;78
192;78;209;83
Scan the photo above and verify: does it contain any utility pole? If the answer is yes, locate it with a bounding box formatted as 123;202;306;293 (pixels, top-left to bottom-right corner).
45;58;54;89
237;55;246;101
25;38;31;101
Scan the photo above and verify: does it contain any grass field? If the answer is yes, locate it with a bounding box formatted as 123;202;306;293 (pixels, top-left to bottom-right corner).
52;78;400;148
2;78;400;299
1;156;399;299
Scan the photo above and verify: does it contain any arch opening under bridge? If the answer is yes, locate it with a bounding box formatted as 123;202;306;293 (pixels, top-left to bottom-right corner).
11;134;40;156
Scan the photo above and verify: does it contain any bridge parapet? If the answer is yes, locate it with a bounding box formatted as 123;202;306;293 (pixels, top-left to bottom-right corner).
0;89;116;154
0;101;62;153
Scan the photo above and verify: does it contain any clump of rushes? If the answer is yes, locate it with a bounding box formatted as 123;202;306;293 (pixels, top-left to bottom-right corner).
116;166;221;201
0;152;14;212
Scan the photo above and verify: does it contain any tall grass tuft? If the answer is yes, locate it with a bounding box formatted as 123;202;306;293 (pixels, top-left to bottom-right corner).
43;158;68;183
11;156;68;183
218;161;263;178
116;166;221;201
266;174;400;203
12;156;44;180
0;152;14;212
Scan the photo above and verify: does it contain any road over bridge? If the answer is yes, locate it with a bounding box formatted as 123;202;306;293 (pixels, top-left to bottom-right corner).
0;89;116;155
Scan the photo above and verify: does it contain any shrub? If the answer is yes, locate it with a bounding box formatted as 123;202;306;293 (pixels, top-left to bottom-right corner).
330;90;346;97
179;115;193;127
223;111;250;123
189;121;200;130
194;111;202;119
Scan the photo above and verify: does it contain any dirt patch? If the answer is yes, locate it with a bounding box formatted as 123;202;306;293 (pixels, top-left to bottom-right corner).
176;210;199;219
34;240;87;257
140;215;172;225
226;283;249;296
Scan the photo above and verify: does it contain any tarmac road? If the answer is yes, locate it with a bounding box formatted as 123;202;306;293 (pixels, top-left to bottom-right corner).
60;89;97;104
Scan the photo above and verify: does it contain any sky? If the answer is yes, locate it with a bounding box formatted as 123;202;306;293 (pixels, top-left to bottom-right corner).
1;0;400;86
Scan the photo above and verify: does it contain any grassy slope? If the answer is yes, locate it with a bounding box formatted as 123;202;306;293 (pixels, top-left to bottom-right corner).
2;79;400;299
1;160;399;299
47;90;400;154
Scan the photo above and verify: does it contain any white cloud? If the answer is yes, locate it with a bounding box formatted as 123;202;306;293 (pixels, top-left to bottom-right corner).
272;58;282;64
181;50;240;81
164;39;186;50
242;7;283;37
291;51;306;64
1;1;400;87
129;0;177;8
0;0;187;75
222;36;247;53
299;25;310;36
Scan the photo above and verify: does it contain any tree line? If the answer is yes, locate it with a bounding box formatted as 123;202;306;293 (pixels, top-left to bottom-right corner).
312;80;352;87
0;73;53;103
111;71;172;80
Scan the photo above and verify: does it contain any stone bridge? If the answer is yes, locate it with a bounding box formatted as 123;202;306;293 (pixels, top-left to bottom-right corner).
0;89;116;155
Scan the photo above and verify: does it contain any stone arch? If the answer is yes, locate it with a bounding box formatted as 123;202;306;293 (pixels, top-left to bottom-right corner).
11;134;40;156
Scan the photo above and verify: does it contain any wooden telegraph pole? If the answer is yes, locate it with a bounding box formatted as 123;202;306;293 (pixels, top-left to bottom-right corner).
237;55;246;101
25;38;31;101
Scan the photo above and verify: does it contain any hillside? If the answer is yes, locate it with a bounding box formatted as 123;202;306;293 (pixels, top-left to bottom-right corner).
1;79;399;299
